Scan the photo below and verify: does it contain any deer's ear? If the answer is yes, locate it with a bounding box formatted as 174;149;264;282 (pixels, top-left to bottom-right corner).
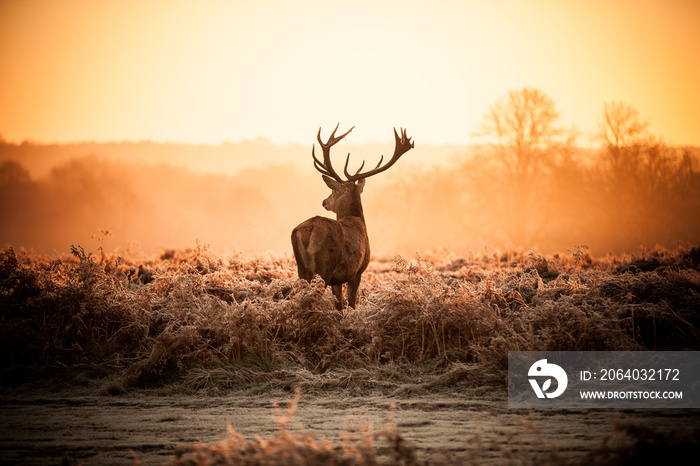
322;175;341;191
355;178;365;193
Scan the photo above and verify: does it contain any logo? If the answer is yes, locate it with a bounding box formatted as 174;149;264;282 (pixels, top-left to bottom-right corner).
528;359;568;399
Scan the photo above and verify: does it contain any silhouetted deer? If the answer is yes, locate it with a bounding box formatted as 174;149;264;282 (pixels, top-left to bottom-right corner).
291;124;414;309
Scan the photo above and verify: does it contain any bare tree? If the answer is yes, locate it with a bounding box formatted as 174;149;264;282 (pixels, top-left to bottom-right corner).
473;87;575;248
597;101;649;147
596;101;700;248
596;101;652;188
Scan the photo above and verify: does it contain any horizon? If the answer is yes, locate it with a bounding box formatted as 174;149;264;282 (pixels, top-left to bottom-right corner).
1;0;699;147
3;131;698;152
0;133;472;148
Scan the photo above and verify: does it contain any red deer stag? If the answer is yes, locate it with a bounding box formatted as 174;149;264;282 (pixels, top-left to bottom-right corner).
291;124;414;310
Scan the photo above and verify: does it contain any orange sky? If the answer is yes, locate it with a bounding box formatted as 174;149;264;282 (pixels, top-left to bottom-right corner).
1;0;699;146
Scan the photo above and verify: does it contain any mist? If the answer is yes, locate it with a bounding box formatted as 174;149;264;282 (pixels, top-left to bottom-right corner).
1;134;698;259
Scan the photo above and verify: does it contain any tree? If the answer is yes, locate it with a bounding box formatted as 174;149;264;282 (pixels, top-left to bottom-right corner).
596;101;700;249
472;87;575;248
597;101;649;147
596;101;651;188
0;160;31;185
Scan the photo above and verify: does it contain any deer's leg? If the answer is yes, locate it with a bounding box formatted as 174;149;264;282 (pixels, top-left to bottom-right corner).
296;262;313;282
347;275;362;309
331;284;344;310
291;228;314;281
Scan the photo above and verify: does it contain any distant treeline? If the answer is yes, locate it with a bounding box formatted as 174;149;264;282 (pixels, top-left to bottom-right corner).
0;138;310;178
1;144;698;257
1;90;699;256
0;137;462;178
0;156;321;256
372;143;700;255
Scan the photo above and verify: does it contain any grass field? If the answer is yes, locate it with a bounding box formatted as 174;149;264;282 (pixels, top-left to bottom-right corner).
1;244;699;463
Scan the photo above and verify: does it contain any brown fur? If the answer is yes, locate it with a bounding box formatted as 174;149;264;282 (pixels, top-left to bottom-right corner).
291;178;369;309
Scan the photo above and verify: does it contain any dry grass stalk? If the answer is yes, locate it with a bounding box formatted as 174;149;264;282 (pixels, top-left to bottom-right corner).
0;245;698;390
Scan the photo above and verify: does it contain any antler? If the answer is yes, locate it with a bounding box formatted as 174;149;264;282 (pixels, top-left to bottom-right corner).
344;127;414;182
312;123;354;182
312;124;414;182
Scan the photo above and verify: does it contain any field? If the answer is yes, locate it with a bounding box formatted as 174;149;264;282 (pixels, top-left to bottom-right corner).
1;244;699;464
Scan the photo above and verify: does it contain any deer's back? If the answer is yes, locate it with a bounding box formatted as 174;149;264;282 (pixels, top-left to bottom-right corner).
291;216;368;285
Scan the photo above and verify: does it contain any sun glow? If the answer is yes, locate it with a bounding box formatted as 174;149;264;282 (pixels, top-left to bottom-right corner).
1;0;698;146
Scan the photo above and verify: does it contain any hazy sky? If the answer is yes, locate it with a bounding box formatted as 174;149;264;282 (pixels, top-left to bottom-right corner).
1;0;698;146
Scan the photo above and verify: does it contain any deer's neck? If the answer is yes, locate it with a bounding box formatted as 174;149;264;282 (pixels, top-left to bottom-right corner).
336;199;365;223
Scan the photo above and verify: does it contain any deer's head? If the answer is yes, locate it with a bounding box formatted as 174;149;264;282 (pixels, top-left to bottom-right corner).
321;175;365;214
312;124;414;219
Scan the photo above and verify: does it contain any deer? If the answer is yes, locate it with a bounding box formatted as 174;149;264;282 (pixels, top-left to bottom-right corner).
291;124;414;310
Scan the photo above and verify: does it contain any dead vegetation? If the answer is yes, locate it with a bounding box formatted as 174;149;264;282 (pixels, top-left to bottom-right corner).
162;388;700;466
167;388;419;466
1;243;698;392
2;244;699;464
